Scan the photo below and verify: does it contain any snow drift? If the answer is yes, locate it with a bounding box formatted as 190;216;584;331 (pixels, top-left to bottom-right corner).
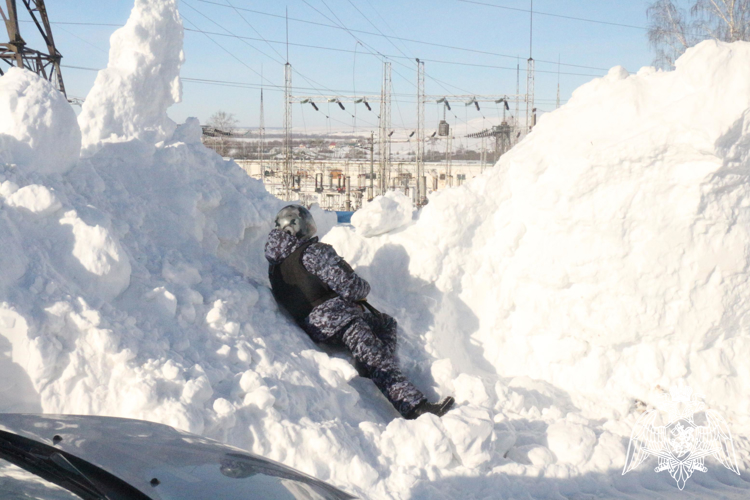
77;0;184;155
1;0;750;496
0;67;81;173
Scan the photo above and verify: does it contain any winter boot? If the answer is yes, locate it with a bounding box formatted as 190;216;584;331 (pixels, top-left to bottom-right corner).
405;396;455;420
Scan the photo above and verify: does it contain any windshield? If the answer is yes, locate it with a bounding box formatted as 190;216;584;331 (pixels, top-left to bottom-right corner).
0;460;81;499
0;430;152;500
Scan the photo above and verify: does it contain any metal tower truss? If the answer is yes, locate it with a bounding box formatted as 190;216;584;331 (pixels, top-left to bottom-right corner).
422;93;522;171
259;87;265;183
283;63;292;200
0;0;65;95
445;133;452;187
378;61;391;197
466;121;512;161
526;57;535;133
515;62;520;143
424;94;526;106
416;58;425;206
291;82;389;195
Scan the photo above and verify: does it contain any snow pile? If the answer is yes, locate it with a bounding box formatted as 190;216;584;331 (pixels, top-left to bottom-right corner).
0;68;80;173
351;189;413;237
322;40;750;496
2;2;750;497
77;0;184;155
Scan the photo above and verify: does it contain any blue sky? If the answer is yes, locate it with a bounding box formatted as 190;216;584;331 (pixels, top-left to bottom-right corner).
28;1;654;132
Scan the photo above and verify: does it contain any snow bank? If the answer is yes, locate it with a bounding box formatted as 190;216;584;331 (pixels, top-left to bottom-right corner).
77;0;184;155
3;7;750;499
321;40;750;496
0;68;80;173
351;190;413;237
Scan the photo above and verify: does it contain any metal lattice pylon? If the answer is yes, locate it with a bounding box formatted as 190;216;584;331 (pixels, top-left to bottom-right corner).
259;87;265;183
378;61;391;196
445;133;452;187
0;0;65;96
525;57;534;133
283;62;292;200
415;58;425;206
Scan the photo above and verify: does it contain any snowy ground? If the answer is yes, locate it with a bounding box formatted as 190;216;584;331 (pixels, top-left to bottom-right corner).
2;0;750;498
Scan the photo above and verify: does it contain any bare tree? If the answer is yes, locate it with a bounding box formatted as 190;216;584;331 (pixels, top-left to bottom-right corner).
208;111;239;134
691;0;750;42
647;0;750;68
207;111;239;156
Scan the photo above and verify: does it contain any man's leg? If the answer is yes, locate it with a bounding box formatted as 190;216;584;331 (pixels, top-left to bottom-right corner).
340;317;426;417
363;312;398;358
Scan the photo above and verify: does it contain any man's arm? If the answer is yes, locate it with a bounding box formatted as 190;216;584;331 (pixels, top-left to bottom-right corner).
302;243;370;301
265;228;298;265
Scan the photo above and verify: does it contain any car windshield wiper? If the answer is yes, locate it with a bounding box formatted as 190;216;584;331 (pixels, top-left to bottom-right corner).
50;450;110;499
0;430;151;500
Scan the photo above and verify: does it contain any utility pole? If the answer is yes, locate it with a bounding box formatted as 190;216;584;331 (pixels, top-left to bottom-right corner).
416;58;425;206
282;9;293;200
556;55;561;109
283;62;292;201
259;86;265;182
480;135;486;172
445;133;452;187
525;0;535;133
378;61;391;196
515;60;520;142
369;131;374;201
0;0;66;96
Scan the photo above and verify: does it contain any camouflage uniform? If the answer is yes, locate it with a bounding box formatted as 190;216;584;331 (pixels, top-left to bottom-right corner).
265;229;426;417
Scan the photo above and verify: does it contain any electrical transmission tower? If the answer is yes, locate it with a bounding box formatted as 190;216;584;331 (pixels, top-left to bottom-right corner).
416;58;425;206
515;61;520;141
556;55;561;109
259;87;265;183
0;0;65;96
526;57;534;132
283;62;292;201
292;61;391;199
378;61;391;197
445;132;452;187
525;0;535;133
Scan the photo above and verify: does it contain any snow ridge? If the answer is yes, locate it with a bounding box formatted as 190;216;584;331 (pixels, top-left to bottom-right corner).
1;1;750;497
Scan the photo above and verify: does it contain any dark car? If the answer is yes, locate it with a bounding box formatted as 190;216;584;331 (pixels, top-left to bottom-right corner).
0;413;356;499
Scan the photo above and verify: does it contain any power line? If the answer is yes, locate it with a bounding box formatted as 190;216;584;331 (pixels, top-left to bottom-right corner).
297;0;415;91
188;0;366;110
458;0;650;31
180;11;279;88
19;19;121;27
224;0;286;63
38;11;614;73
194;0;612;71
55;24;108;55
186;0;344;99
332;0;481;98
54;19;602;78
178;26;601;77
60;64;381;94
62;65;565;103
361;0;414;58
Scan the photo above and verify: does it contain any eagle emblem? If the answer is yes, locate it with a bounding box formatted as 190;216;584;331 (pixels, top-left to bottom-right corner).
622;385;740;489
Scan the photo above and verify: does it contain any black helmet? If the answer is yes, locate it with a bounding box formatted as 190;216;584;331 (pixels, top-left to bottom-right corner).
274;205;317;240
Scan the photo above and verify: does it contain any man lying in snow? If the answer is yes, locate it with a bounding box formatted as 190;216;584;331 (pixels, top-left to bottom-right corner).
265;205;454;419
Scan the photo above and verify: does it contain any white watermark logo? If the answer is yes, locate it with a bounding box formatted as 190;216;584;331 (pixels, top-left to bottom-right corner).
622;385;740;490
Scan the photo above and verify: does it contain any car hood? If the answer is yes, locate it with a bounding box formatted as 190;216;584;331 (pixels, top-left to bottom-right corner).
0;413;355;500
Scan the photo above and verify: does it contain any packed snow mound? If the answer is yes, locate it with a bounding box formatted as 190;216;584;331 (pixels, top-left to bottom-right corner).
321;40;750;496
3;11;750;500
351;190;413;237
77;0;183;155
0;68;80;173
